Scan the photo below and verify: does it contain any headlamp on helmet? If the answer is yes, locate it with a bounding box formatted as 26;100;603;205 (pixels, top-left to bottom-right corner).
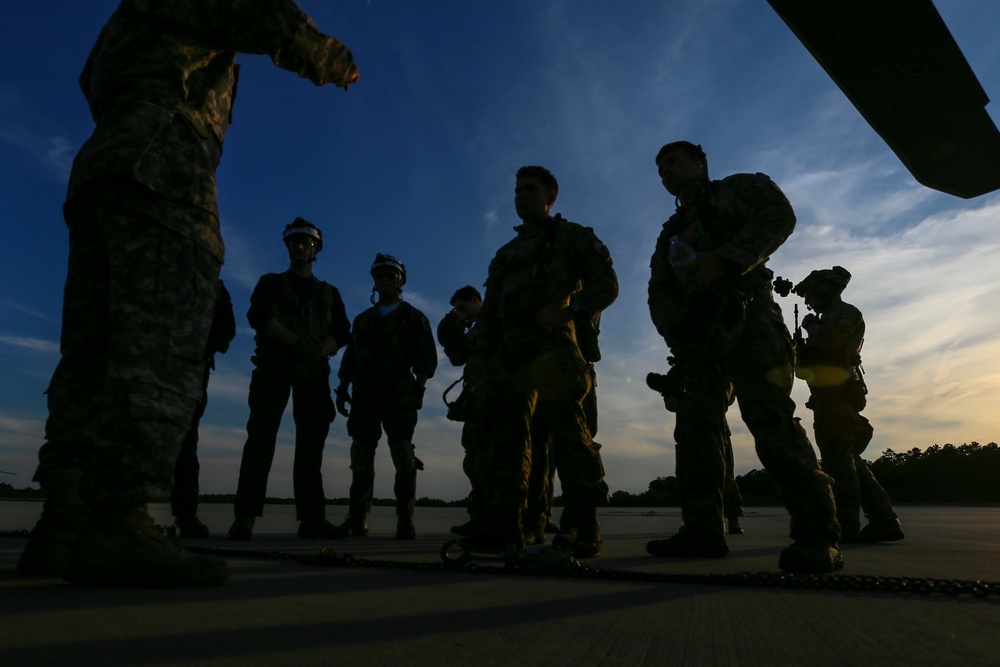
283;217;323;252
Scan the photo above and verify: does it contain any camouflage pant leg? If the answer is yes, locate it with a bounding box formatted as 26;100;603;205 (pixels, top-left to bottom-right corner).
234;366;292;517
460;418;489;521
673;382;729;536
730;303;839;545
525;409;553;525
42;198;219;508
290;374;336;522
476;356;534;514
722;422;744;518
532;348;607;507
811;396;869;533
171;370;210;518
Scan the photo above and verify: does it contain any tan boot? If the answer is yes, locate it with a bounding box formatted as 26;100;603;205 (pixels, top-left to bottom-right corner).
18;469;88;576
64;504;229;587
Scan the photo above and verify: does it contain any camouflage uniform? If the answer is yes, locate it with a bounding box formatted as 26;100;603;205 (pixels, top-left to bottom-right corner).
35;0;357;509
233;271;350;522
798;297;898;539
437;311;490;528
171;279;236;522
476;213;618;543
648;173;839;547
338;302;438;523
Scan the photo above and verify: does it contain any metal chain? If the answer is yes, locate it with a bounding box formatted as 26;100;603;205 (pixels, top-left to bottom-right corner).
182;543;999;599
3;530;994;598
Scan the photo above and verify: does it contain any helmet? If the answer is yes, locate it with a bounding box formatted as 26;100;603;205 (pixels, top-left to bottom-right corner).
793;266;851;297
370;253;406;284
283;217;323;252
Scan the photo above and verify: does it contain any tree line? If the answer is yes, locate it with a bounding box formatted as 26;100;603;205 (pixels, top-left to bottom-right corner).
4;441;1000;506
607;441;1000;507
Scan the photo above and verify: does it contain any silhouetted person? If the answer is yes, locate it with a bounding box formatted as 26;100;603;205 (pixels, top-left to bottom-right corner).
646;141;842;574
336;254;437;540
18;0;359;587
229;218;351;541
793;267;904;543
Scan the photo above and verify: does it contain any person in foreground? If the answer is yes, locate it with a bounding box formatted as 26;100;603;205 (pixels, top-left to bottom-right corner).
646;141;842;574
18;0;359;587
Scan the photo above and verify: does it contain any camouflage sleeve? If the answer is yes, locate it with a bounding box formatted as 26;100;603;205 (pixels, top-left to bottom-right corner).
571;225;619;317
197;0;356;87
328;286;352;349
246;273;279;331
647;221;684;341
804;303;863;351
207;279;237;355
713;173;797;275
410;310;439;379
336;313;363;386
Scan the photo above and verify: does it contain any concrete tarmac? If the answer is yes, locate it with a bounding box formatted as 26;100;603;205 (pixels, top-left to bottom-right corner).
2;504;999;666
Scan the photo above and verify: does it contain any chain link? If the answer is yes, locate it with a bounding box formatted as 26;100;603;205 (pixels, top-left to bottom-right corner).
182;542;999;599
3;530;994;598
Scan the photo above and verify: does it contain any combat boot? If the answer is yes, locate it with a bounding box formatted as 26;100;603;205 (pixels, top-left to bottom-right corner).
726;516;744;535
552;504;579;549
521;511;547;546
227;515;255;540
18;469;88;575
460;509;524;552
778;540;844;574
175;514;209;540
298;517;349;539
646;527;729;558
568;506;602;559
340;513;369;537
857;517;904;543
64;504;229;587
395;516;416;540
450;518;481;536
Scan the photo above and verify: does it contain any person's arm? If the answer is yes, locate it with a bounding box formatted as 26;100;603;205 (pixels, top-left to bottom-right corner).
195;0;358;88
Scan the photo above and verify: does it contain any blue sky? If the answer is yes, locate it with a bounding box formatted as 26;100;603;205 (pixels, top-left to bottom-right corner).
3;1;1000;502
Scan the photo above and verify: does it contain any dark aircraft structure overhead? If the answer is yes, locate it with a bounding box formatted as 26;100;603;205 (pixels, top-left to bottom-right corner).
768;0;1000;199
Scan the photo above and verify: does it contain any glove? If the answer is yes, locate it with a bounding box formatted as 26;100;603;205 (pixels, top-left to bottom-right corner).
335;385;352;417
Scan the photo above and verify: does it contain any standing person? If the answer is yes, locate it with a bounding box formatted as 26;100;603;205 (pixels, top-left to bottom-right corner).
467;165;618;558
646;141;842;574
229;218;351;541
335;254;438;540
437;286;489;536
18;0;358;587
171;279;236;539
793;267;904;543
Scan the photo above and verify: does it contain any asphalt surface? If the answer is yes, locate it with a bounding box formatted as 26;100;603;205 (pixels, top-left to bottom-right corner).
2;503;999;666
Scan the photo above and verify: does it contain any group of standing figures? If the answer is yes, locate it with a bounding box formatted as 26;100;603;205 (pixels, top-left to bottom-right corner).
16;0;903;588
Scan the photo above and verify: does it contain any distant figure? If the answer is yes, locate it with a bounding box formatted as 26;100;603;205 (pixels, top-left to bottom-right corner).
793;267;904;543
437;286;489;536
18;0;358;587
336;254;438;540
229;218;351;541
172;279;236;539
467;165;618;558
646;141;842;574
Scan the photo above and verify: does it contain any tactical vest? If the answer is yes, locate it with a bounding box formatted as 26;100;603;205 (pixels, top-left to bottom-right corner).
254;273;335;375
